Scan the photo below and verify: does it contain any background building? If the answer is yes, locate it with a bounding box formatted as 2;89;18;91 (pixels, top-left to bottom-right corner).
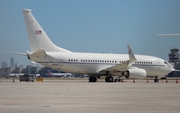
10;57;14;67
1;61;8;68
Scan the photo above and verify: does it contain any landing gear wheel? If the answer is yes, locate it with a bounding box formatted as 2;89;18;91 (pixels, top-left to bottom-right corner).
154;76;159;82
105;76;114;82
114;76;121;82
89;76;97;82
96;75;100;79
114;79;120;82
154;79;159;82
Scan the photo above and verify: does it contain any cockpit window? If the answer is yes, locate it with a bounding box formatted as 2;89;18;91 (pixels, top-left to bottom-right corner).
164;61;167;64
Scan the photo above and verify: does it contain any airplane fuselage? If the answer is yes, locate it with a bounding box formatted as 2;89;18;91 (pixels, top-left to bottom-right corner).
30;52;170;77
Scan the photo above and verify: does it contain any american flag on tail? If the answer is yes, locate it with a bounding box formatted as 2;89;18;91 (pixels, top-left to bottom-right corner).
35;30;42;35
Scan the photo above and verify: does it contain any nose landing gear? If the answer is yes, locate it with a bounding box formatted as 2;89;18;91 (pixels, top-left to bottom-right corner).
154;76;159;82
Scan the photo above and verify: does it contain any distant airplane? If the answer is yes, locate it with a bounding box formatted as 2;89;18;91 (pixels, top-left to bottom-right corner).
9;73;24;77
157;34;180;36
6;9;175;82
47;69;72;78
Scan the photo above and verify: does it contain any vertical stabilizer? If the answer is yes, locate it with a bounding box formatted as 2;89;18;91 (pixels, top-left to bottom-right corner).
22;9;71;52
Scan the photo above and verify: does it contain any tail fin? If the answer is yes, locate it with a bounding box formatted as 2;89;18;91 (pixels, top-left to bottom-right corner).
47;69;53;76
22;9;71;53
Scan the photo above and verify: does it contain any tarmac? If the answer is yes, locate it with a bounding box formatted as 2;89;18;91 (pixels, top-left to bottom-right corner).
0;78;180;113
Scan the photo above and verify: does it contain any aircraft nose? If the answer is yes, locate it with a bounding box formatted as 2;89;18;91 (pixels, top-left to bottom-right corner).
165;60;175;72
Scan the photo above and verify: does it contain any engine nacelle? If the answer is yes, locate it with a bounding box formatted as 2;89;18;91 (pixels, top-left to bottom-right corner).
122;68;147;79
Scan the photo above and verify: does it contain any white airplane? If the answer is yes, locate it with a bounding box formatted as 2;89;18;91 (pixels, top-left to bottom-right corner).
47;69;72;78
9;73;24;77
157;34;180;36
6;9;175;82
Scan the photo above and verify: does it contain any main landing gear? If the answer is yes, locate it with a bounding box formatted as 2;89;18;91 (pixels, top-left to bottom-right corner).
154;76;159;82
104;71;114;82
114;76;123;82
88;76;114;82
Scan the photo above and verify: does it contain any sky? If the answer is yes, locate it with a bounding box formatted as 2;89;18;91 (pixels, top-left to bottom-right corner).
0;0;180;67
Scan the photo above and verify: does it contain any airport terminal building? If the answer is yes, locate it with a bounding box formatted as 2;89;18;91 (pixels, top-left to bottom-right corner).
168;48;180;77
0;65;62;78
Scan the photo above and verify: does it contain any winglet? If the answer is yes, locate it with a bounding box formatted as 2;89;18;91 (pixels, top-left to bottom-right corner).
106;45;136;71
127;45;137;61
103;45;137;72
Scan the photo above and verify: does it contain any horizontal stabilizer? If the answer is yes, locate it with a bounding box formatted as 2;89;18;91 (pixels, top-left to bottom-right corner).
4;51;27;56
31;61;38;64
28;49;47;59
173;70;180;71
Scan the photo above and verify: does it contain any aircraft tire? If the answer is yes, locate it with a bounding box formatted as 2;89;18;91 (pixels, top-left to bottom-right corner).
114;79;120;82
105;76;114;82
154;76;159;82
154;79;159;82
89;76;97;82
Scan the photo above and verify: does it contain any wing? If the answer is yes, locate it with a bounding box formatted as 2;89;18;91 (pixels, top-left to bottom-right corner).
101;45;137;72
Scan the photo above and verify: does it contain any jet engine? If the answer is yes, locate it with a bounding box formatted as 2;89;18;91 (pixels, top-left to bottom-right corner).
122;68;147;79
